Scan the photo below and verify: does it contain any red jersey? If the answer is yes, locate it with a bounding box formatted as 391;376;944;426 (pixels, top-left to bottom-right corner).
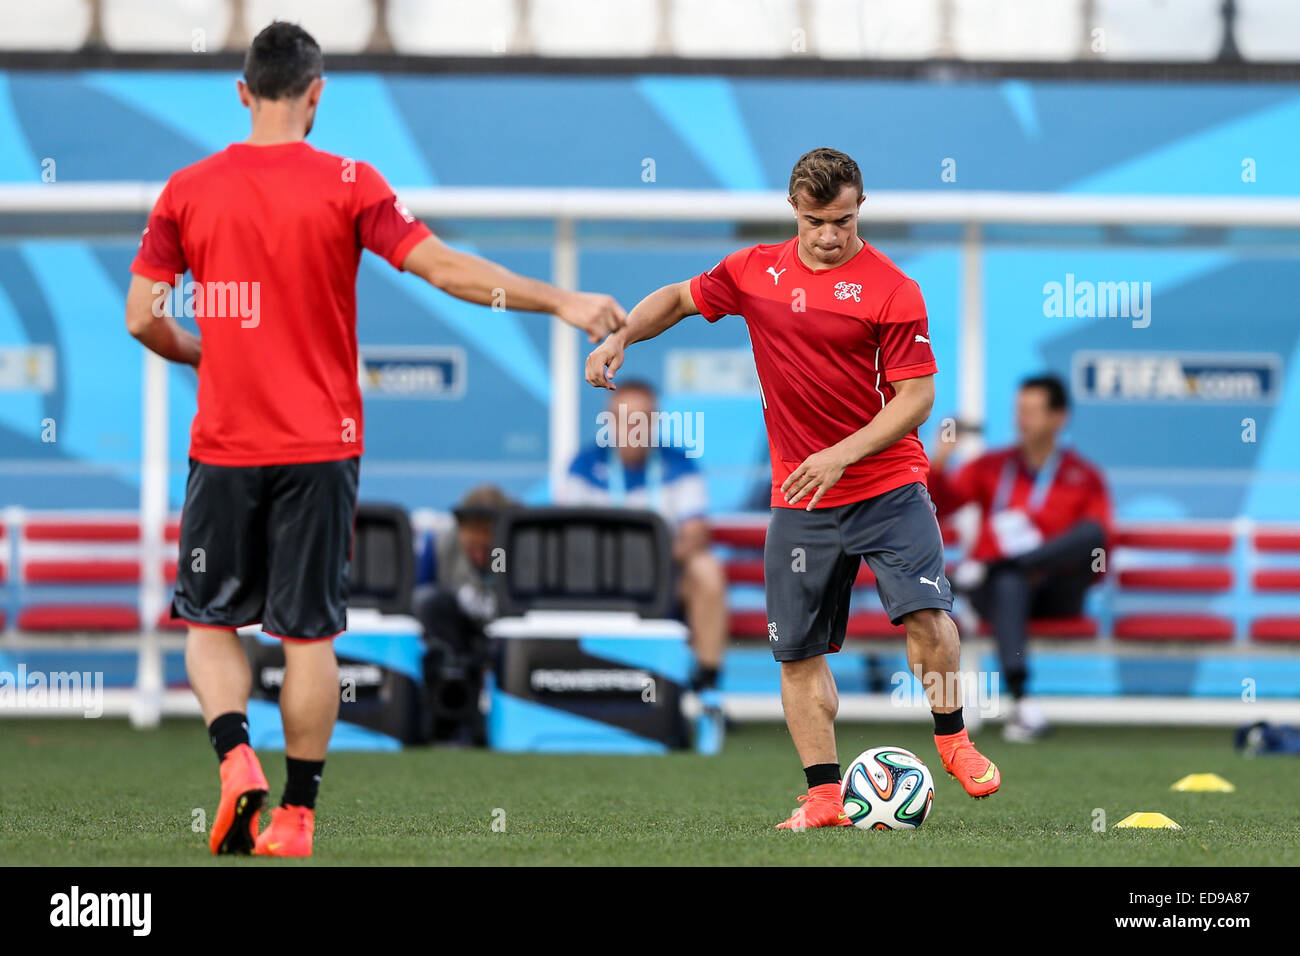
927;446;1113;561
690;237;937;509
130;141;431;466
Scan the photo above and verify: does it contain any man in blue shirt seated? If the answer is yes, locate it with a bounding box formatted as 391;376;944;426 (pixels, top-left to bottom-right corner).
557;379;727;696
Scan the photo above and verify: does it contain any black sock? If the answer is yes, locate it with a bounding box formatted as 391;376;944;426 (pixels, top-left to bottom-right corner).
693;666;720;691
804;763;841;789
282;757;325;810
207;712;249;762
933;707;965;737
1005;670;1028;700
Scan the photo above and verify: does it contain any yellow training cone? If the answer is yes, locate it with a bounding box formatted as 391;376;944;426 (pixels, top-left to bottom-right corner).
1171;773;1235;793
1114;812;1182;830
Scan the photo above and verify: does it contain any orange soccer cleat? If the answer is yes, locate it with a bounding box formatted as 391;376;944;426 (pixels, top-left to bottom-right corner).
253;804;315;858
934;728;1001;798
210;743;269;855
775;782;854;830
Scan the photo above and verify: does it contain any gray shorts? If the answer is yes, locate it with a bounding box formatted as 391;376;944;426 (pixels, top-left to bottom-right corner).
763;481;953;662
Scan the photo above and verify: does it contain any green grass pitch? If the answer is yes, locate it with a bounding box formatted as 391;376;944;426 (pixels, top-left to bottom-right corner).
2;718;1296;866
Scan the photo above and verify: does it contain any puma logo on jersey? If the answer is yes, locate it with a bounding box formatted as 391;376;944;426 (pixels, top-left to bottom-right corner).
914;334;930;344
766;267;786;285
919;575;943;593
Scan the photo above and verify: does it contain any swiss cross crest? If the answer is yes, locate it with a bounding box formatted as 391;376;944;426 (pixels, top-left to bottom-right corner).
833;281;862;302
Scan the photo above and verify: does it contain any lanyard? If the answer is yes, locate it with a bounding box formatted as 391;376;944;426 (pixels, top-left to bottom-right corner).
607;446;663;512
993;448;1062;515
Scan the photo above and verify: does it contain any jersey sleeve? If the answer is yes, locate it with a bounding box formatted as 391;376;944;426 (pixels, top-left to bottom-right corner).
689;247;751;322
353;162;433;270
876;278;938;382
130;180;187;283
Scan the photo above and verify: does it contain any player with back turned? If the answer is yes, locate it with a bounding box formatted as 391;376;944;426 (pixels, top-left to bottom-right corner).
585;148;1001;829
125;22;625;857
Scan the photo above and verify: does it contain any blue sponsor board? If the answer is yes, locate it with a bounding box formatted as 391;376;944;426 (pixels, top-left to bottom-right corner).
360;346;466;399
1072;351;1281;405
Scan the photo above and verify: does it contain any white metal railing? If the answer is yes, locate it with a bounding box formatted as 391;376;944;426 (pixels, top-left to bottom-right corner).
7;184;1300;224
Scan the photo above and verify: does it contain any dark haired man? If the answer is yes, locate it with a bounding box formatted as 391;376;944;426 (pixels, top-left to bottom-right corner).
585;147;1001;829
928;374;1112;742
124;21;626;858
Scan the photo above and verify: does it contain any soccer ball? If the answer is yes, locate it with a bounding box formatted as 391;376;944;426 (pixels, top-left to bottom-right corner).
841;746;935;830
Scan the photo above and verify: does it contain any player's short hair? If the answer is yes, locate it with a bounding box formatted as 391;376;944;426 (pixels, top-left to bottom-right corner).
453;484;513;525
788;148;863;205
613;378;657;400
1020;373;1070;412
243;21;323;101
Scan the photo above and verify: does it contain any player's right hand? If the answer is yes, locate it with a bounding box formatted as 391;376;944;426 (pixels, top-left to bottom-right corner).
558;291;627;343
585;336;625;390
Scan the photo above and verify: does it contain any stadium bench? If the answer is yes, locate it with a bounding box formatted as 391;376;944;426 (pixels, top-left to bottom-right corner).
1248;527;1300;643
11;513;179;634
6;510;1298;652
1111;524;1236;643
976;617;1099;639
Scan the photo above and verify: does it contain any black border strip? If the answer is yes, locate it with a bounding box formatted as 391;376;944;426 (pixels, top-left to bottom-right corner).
2;50;1300;83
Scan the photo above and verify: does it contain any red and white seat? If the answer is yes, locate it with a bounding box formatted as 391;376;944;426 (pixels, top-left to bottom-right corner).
1110;524;1236;643
11;513;181;633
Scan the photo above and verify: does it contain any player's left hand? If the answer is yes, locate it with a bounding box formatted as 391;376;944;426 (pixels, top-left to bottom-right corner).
782;447;851;510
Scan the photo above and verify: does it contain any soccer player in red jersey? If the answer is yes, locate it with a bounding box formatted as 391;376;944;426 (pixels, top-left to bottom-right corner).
125;22;626;857
585;148;1001;828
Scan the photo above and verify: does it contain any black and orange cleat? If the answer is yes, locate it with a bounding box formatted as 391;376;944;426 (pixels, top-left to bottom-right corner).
253;804;315;858
934;728;1001;798
210;743;268;855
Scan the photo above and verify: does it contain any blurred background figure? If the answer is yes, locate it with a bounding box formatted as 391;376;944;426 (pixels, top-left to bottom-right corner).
413;484;513;743
928;374;1112;742
557;379;728;696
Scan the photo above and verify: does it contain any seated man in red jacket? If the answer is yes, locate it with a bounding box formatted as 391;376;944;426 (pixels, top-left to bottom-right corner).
928;374;1112;742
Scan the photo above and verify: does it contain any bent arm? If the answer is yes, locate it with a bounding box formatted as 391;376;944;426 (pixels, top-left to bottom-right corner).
836;374;935;465
616;280;699;347
125;274;201;367
585;280;698;389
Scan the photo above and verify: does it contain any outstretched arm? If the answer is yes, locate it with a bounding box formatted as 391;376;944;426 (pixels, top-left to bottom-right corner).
125;275;201;367
584;280;698;389
401;235;625;343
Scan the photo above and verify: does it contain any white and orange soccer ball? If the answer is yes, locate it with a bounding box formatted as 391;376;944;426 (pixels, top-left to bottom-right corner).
841;746;935;830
